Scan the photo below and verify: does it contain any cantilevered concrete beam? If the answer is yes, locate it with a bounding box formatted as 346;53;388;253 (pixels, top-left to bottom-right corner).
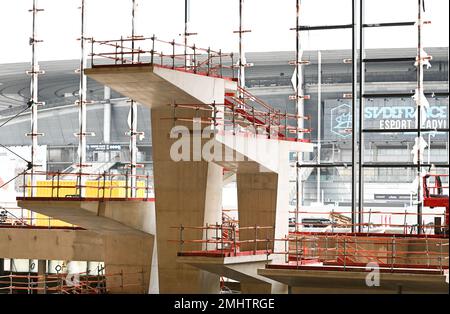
0;227;153;293
15;199;155;293
258;267;449;294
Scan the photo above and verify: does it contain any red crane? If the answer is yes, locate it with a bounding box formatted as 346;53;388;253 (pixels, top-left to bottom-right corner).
423;174;449;235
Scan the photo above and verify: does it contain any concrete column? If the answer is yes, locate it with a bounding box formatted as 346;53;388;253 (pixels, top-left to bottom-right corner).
0;258;4;276
37;260;46;294
151;106;222;293
237;172;278;251
237;171;290;256
236;154;290;294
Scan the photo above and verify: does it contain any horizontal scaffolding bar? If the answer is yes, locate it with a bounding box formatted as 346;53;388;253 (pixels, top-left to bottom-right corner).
363;57;416;63
296;163;353;168
363;92;450;98
363;21;416;28
362;128;450;133
296;24;352;31
298;163;450;168
362;163;450;168
296;21;416;31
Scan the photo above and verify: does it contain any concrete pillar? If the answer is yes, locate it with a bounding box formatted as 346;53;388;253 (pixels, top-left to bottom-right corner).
151;106;222;293
237;171;289;253
0;258;4;276
37;260;46;294
236;154;290;294
237;172;278;251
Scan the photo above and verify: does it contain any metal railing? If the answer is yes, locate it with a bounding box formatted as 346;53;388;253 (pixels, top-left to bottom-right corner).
290;208;448;235
423;174;449;198
172;223;274;257
167;100;312;142
90;35;235;79
20;170;154;200
273;233;449;273
0;269;147;294
172;222;449;273
0;207;80;229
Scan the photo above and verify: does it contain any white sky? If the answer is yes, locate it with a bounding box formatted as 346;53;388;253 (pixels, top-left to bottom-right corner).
0;0;448;64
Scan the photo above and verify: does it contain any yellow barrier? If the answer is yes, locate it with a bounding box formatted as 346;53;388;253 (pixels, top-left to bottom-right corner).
32;180;147;198
26;180;148;228
34;213;73;227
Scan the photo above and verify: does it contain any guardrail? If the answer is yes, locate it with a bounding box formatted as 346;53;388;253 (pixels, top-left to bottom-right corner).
20;170;154;200
0;207;80;229
172;223;449;273
0;269;146;294
90;35;235;79
172;224;274;257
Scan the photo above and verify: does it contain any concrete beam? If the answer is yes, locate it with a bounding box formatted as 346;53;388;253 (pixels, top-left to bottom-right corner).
14;200;156;293
258;268;449;294
178;255;286;293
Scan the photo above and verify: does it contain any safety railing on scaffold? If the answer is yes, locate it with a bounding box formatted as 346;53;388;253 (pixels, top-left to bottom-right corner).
270;233;449;275
19;170;154;200
423;174;449;197
0;269;147;294
171;224;274;258
89;35;313;143
165;99;312;142
90;35;236;79
0;207;80;229
171;223;449;274
290;208;448;235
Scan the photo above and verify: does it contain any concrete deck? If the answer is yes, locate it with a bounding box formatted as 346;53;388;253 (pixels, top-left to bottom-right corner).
258;267;449;294
177;254;287;293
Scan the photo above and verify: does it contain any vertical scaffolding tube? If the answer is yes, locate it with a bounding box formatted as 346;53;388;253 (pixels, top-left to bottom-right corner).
351;0;358;232
316;51;322;203
131;0;137;55
416;0;424;233
77;0;88;197
295;0;304;232
184;0;190;68
358;0;365;233
238;0;246;95
29;0;42;197
129;0;138;197
129;100;138;198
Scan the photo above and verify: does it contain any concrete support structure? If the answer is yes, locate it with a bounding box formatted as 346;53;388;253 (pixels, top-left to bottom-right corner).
0;227;151;293
178;255;285;294
258;268;449;294
85;65;229;293
84;64;313;293
16;199;155;293
257;234;449;294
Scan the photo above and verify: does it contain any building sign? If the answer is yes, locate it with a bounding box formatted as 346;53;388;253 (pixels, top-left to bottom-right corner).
365;105;447;129
330;104;352;138
87;144;121;152
324;99;448;140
